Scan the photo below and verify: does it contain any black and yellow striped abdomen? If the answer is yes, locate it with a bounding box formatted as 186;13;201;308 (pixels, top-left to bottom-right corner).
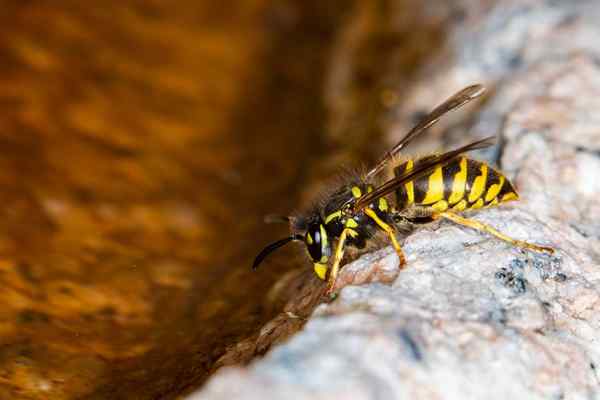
394;157;519;213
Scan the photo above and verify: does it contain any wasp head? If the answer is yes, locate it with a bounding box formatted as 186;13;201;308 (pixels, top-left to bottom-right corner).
252;214;332;281
304;217;332;280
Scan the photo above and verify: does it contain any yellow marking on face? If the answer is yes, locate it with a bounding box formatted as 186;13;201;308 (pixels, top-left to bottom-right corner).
320;255;329;263
320;224;328;247
325;210;342;224
405;160;415;205
471;198;484;209
452;199;467;212
421;166;444;205
314;263;327;280
486;198;499;207
367;185;374;193
378;197;388;211
485;175;505;202
468;164;488;203
347;229;359;238
448;157;467;204
306;232;313;245
351;186;362;198
501;192;519;202
431;200;448;212
345;218;358;228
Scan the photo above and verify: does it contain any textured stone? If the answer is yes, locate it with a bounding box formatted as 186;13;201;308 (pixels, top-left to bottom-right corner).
191;1;600;399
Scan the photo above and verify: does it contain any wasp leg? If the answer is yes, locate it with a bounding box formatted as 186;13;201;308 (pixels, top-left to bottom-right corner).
325;228;351;295
364;208;407;268
437;211;554;254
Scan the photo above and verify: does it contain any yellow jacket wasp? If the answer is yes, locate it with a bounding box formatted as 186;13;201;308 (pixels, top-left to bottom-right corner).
252;84;554;295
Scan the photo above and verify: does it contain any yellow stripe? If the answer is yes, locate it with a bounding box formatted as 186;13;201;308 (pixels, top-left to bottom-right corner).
485;175;505;202
501;192;519;202
421;166;444;205
320;224;328;249
351;186;362;198
468;164;488;203
306;233;313;245
486;198;499;207
405;160;414;205
471;198;484;209
431;200;448;212
378;198;388;211
448;157;467;204
452;199;467;212
314;263;327;280
345;218;358;228
325;210;342;224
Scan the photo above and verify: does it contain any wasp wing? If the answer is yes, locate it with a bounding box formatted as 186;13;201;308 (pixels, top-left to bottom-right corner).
365;84;486;179
354;136;495;212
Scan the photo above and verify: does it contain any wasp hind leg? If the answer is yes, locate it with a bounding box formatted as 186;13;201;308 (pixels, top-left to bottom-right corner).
364;208;407;268
437;211;554;254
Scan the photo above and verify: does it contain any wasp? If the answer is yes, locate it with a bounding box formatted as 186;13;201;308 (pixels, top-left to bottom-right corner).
252;84;554;295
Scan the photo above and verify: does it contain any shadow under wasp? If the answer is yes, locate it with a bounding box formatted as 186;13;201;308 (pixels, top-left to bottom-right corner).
252;84;554;295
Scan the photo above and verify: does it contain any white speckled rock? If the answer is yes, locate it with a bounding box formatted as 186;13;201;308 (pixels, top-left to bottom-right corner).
191;1;600;399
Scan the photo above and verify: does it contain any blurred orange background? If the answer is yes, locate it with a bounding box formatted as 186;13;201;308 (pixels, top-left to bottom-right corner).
0;1;443;398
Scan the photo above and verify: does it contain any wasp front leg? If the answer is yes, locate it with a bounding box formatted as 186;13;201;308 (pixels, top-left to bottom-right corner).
364;208;407;268
325;228;354;296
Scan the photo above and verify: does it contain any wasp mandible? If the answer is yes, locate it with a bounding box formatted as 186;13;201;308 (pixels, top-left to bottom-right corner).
252;84;554;295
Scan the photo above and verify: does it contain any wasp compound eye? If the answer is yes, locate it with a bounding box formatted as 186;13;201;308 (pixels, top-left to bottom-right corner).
305;222;322;262
306;221;331;264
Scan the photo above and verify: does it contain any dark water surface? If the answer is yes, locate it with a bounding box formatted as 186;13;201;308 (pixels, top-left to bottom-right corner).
0;2;350;398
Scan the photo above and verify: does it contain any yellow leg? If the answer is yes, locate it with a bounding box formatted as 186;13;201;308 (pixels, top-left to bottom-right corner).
325;228;350;295
438;211;554;254
364;208;407;268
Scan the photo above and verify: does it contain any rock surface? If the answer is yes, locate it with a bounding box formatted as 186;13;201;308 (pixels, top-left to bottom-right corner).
191;1;600;399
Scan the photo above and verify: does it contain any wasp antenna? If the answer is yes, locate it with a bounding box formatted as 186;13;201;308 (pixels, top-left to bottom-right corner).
252;234;303;270
264;214;291;224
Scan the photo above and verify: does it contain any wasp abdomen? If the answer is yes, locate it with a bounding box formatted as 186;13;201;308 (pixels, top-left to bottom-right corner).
394;157;519;213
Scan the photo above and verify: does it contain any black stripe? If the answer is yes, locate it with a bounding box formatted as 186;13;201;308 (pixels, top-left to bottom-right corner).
485;168;501;204
465;159;483;203
498;176;516;198
442;158;462;200
394;161;410;209
393;161;407;178
411;156;438;204
412;174;427;204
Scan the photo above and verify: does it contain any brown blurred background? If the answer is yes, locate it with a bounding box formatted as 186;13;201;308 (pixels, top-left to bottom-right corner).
0;1;448;398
